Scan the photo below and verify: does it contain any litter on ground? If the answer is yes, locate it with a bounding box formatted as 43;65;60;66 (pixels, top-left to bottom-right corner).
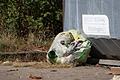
47;30;91;66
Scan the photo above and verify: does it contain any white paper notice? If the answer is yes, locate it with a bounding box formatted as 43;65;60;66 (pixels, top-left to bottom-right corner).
82;15;110;36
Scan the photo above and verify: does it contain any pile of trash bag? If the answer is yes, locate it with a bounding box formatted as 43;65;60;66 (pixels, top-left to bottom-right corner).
47;30;91;65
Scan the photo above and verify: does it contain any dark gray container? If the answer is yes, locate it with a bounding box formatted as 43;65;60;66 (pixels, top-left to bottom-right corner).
63;0;120;59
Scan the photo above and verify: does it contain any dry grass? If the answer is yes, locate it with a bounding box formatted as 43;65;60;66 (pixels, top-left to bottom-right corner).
0;33;53;52
0;33;18;52
12;62;38;67
12;62;72;68
0;60;72;68
31;62;72;68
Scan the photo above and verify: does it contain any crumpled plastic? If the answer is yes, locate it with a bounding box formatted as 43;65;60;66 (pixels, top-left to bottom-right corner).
47;30;91;65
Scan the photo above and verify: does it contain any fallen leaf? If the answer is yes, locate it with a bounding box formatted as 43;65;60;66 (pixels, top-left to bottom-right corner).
50;69;57;72
7;69;18;72
2;61;13;66
29;74;42;80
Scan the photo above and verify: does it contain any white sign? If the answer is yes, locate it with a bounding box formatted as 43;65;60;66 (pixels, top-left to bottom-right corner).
82;15;110;36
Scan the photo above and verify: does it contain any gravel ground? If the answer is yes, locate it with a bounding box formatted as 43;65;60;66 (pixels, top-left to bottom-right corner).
0;65;113;80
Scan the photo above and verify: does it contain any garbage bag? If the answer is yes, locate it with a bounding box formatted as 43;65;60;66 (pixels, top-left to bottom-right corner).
47;30;91;64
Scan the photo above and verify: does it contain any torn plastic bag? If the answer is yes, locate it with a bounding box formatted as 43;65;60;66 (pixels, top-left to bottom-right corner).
47;30;91;64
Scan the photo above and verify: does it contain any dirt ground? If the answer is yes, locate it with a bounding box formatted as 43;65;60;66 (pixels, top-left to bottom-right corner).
0;65;113;80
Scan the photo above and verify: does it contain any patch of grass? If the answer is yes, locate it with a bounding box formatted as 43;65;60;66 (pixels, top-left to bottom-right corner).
13;62;37;67
0;33;53;52
32;62;72;68
0;33;18;52
12;61;72;68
